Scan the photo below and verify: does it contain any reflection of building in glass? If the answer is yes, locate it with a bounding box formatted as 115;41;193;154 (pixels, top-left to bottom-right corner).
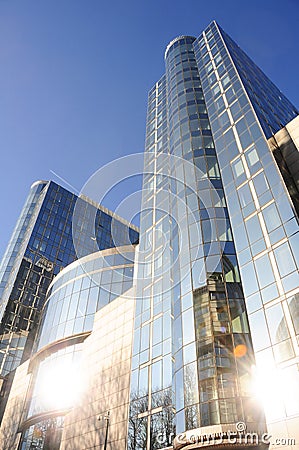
130;21;299;450
0;247;137;449
0;20;299;450
0;180;138;419
288;294;299;336
13;246;135;450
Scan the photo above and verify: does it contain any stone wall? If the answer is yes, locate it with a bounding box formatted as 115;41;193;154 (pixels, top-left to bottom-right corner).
0;360;31;449
60;288;135;450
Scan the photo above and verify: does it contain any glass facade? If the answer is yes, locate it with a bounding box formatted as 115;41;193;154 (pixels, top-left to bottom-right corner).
20;417;64;450
129;21;299;450
37;245;136;350
0;180;138;378
219;26;299;139
0;20;298;450
194;21;299;426
18;245;136;450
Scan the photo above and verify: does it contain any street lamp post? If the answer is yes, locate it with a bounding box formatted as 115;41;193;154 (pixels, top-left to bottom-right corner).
98;411;110;450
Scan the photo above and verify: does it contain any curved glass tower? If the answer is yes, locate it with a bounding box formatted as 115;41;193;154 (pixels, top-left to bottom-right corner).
18;245;136;449
0;180;138;421
0;19;298;450
129;35;264;449
129;22;299;450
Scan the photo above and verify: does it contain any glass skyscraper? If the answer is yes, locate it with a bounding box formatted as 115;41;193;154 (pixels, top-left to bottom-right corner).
129;21;299;450
0;20;298;450
0;180;138;416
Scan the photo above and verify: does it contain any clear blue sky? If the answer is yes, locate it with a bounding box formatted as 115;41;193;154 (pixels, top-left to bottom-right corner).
0;0;298;257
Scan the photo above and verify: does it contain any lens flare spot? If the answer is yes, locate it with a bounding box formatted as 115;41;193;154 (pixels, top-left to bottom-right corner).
234;344;247;358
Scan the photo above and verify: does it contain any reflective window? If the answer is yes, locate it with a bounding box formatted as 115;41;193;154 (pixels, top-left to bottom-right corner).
183;343;197;364
274;242;296;278
217;219;232;241
262;203;281;232
231;158;245;182
139;366;149;395
229;299;249;333
153;317;163;345
245;214;263;243
184;362;199;406
255;254;275;288
266;303;289;344
238;184;253;208
288;294;299;335
141;324;150;351
206;156;220;178
249;309;271;351
223;255;240;282
240;262;258;296
182;308;195;345
245;146;261;173
253;171;269;197
152;360;162;392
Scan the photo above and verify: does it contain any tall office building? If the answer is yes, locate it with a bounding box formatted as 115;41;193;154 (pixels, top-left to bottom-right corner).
0;243;138;449
0;180;138;416
129;21;299;450
0;20;298;450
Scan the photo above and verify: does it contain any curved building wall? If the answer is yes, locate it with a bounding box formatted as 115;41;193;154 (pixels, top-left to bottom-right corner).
37;245;135;350
28;342;84;418
12;288;136;450
129;34;264;449
0;179;138;379
16;245;136;450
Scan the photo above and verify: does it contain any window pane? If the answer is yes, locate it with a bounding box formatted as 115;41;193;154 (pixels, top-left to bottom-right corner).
253;171;269;196
245;146;260;170
206;156;220;178
140;324;150;351
212;189;226;208
175;369;184;410
223;255;240;282
231;158;245;179
139;366;148;395
255;254;275;288
183;343;196;364
249;310;271;351
229;299;249;333
238;183;253;208
217;219;232;241
274;243;296;277
266;303;289;344
182;308;195;345
240;262;258;296
245;214;263;243
153;317;163;345
152;360;162;392
288;294;299;334
184;362;199;406
263;203;281;232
